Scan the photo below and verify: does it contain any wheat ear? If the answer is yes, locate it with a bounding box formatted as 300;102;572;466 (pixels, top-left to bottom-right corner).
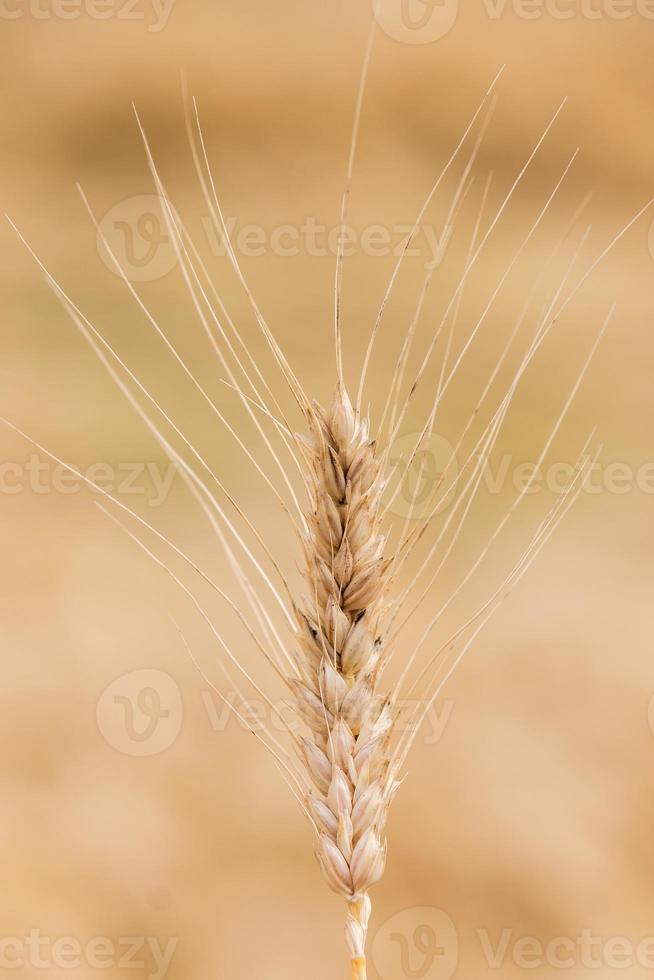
289;382;393;980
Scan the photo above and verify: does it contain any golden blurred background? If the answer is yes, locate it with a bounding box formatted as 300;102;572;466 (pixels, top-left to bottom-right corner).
1;1;654;978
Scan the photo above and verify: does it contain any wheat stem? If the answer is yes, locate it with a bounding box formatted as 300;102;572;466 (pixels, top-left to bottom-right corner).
346;895;370;980
350;956;367;980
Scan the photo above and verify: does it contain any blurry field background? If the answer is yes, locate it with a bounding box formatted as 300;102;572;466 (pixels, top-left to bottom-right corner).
1;1;654;978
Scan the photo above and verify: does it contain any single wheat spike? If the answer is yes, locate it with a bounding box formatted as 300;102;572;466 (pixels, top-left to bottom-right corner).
289;383;395;979
6;38;650;980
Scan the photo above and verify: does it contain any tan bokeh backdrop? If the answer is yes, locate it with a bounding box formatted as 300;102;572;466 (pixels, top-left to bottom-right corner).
2;2;654;978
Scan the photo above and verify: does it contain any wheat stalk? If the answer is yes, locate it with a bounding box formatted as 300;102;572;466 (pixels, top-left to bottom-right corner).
5;26;652;978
